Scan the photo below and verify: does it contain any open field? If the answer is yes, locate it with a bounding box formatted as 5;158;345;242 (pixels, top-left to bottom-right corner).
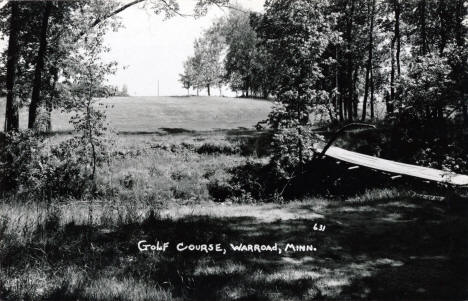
0;96;273;132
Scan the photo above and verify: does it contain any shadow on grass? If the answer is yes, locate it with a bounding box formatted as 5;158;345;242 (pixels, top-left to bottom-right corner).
1;194;467;301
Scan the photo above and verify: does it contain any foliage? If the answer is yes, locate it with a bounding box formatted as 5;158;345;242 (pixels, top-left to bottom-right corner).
394;52;455;122
0;130;107;198
269;126;321;181
385;45;468;173
196;141;239;155
58;14;117;187
0;8;116;198
252;0;341;132
0;130;44;194
220;9;272;98
180;27;225;96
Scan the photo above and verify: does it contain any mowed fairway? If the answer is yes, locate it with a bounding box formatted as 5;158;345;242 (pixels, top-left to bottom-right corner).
0;96;272;132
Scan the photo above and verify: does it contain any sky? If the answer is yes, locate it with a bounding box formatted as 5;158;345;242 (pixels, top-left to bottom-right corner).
103;0;265;96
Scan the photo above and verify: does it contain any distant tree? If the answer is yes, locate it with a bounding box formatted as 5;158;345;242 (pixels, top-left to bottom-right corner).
183;29;225;96
219;9;269;98
179;58;195;95
121;84;129;96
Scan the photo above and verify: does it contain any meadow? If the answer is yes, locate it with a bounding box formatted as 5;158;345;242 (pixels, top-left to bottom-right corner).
0;96;273;132
0;96;467;300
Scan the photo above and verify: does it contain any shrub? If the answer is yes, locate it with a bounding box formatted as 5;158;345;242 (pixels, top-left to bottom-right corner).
196;142;239;155
0;130;112;198
207;178;242;202
269;125;322;182
120;172;135;189
0;130;45;193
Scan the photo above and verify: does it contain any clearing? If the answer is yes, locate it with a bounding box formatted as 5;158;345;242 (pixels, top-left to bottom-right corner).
0;96;273;133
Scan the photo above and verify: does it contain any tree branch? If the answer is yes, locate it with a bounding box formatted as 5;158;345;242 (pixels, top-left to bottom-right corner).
75;0;146;43
214;3;249;14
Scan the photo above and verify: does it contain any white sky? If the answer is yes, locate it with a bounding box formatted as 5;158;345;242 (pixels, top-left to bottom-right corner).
103;0;265;96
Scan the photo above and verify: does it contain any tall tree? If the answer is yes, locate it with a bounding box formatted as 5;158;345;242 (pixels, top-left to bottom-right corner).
183;29;225;96
4;2;20;131
362;0;375;120
394;0;401;76
28;1;52;129
345;0;355;121
255;0;340;128
219;9;272;98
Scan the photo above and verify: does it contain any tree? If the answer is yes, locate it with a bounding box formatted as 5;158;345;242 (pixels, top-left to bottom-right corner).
255;0;340;128
62;26;117;186
4;2;20;131
220;9;267;97
28;1;52;129
362;0;376;120
179;61;193;95
121;84;129;96
182;29;225;96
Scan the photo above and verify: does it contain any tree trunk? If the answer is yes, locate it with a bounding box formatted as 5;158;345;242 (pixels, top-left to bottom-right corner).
336;48;343;121
362;0;375;121
419;0;427;55
370;58;375;120
207;84;210;96
352;66;358;119
4;2;20;132
455;0;464;47
390;33;395;115
455;0;467;124
45;68;58;132
346;0;355;121
29;2;52;129
437;0;447;54
394;0;401;76
362;67;369;121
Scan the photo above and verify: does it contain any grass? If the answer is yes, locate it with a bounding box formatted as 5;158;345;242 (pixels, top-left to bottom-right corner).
1;131;467;301
0;98;467;300
0;96;272;132
1;186;467;300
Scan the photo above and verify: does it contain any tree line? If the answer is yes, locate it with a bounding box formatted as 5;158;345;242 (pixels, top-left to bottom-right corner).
180;8;273;98
182;0;467;127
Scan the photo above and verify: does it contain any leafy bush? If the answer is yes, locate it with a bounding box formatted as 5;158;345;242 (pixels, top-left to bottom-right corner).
0;130;45;193
207;177;242;202
269;125;322;182
0;130;112;198
196;142;239;155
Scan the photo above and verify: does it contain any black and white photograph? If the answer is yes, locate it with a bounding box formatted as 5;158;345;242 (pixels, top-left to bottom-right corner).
0;0;467;300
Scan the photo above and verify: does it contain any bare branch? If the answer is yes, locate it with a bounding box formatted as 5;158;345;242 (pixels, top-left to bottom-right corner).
214;3;249;14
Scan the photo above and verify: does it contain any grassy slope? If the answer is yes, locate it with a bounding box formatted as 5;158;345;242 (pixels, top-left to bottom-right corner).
0;96;272;132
